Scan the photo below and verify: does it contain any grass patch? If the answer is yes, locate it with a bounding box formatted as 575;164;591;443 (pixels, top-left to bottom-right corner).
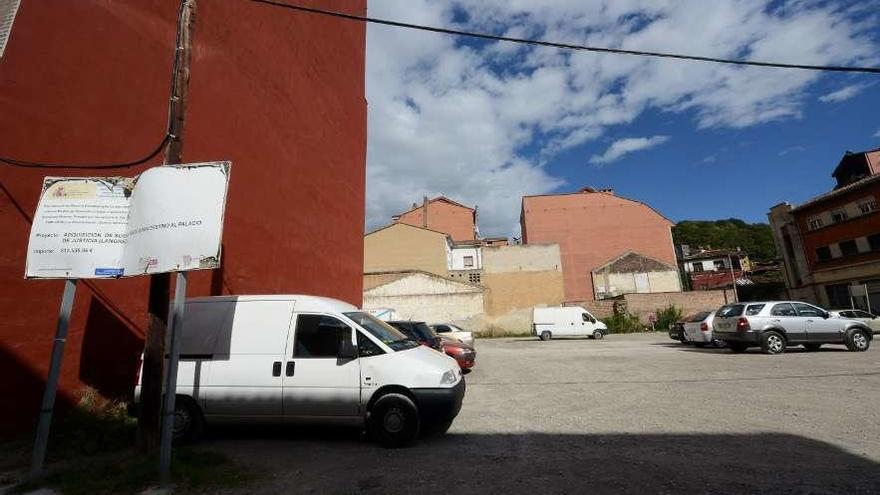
474;327;532;338
13;448;255;495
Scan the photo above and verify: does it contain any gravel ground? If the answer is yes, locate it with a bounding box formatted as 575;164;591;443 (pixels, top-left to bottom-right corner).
207;333;880;494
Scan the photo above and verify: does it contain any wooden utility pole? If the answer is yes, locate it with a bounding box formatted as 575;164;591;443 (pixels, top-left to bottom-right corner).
137;0;196;453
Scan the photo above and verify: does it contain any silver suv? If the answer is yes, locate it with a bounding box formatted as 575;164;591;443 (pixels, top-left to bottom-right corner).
713;301;872;354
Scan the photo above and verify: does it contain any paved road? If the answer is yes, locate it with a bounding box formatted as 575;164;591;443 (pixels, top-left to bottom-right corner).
211;333;880;494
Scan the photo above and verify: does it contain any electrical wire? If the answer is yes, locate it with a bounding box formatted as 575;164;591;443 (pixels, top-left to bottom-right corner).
0;0;189;170
249;0;880;75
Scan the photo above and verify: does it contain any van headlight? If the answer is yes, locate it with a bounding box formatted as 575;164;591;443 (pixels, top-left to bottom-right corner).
440;369;457;385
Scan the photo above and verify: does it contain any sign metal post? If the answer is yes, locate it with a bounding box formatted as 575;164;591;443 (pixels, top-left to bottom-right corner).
30;279;78;477
159;271;188;485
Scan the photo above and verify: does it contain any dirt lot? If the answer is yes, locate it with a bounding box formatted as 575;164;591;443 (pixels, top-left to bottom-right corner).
209;333;880;494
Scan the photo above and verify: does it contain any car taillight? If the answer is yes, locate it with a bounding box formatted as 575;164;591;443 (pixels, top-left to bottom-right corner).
736;317;750;331
700;322;709;332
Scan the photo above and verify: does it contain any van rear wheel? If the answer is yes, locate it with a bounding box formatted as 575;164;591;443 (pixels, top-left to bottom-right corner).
540;331;552;341
369;393;420;448
173;396;204;442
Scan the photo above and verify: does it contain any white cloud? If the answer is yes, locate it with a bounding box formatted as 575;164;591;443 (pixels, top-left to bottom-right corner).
778;145;806;156
819;83;871;103
702;155;717;164
366;0;880;235
590;135;670;164
874;130;880;138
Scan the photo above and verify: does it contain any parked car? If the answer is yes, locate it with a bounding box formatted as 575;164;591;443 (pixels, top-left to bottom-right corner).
829;309;880;335
387;320;443;351
532;306;607;341
439;335;476;370
133;295;465;447
713;301;873;354
682;310;722;347
668;321;686;343
431;323;474;347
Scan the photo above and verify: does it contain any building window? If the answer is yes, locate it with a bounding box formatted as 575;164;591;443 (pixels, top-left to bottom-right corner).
831;210;848;223
816;246;832;262
839;239;858;257
825;284;850;309
468;273;481;284
713;259;725;270
869;233;880;252
692;262;704;272
463;256;474;268
807;216;823;230
858;198;878;215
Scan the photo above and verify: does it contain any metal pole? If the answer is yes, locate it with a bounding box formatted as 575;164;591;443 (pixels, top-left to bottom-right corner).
866;284;873;315
159;271;188;485
30;279;77;477
728;254;739;303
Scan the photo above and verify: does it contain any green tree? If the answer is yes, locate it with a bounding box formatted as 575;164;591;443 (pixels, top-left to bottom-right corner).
672;219;778;261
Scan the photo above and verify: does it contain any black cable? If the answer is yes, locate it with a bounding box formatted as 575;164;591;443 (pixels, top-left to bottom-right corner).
249;0;880;74
0;134;171;170
0;0;188;170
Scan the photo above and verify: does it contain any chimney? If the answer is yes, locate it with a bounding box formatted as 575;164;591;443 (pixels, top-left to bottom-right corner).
422;195;428;228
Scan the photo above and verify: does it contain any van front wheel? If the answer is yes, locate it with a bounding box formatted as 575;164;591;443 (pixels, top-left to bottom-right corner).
369;393;420;448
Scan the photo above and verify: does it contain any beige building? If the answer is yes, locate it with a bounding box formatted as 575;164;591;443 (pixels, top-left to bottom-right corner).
482;244;565;316
591;251;682;299
364;223;451;276
363;270;484;325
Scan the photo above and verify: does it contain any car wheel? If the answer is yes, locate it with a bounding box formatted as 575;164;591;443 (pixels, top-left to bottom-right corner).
803;343;822;352
761;331;786;355
593;331;604;340
540;331;552;341
173;396;204;442
845;328;871;352
728;342;748;353
713;339;726;349
368;393;420;448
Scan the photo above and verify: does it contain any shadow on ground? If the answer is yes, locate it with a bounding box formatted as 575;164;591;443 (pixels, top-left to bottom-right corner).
203;428;880;494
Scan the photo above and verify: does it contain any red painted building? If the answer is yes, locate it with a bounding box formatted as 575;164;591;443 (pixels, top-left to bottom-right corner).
769;149;880;310
393;196;477;242
0;0;366;434
521;188;678;302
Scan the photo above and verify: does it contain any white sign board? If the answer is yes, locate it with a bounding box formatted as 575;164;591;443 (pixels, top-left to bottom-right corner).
25;162;231;279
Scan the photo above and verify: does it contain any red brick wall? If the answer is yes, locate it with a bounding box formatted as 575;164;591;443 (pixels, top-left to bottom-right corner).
396;199;475;241
521;191;676;301
0;0;365;434
795;184;880;271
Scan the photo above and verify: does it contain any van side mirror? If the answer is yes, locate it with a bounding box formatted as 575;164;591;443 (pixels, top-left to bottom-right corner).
338;338;357;361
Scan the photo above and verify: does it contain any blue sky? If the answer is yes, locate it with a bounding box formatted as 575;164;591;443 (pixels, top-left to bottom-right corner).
365;0;880;235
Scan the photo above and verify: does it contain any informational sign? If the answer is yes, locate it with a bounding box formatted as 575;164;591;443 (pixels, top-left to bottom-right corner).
25;162;231;279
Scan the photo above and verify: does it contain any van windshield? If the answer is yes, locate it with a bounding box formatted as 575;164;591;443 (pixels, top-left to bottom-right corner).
344;312;419;351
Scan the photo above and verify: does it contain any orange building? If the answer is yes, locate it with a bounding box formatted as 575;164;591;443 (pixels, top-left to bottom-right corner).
0;0;365;433
521;188;678;302
393;196;477;241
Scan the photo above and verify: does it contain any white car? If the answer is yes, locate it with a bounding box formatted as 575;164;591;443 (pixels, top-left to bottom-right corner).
532;306;607;341
830;309;880;335
430;323;474;347
682;310;721;347
133;295;465;447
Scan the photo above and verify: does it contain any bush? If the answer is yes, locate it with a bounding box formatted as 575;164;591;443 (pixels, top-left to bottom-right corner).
602;312;644;334
654;305;684;331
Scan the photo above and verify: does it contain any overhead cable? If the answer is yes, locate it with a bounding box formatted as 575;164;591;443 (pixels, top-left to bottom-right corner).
250;0;880;74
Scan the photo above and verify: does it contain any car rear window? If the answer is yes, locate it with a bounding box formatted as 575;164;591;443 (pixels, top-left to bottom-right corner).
745;304;765;316
717;304;744;317
686;311;712;322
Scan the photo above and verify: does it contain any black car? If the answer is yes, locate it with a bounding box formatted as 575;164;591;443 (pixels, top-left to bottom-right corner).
387;320;443;351
668;321;686;343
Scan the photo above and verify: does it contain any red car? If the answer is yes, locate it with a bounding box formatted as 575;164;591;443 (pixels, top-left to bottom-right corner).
441;336;476;370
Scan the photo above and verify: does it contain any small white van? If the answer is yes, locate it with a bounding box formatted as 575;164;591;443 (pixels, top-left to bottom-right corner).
133;295;465;447
532;306;607;341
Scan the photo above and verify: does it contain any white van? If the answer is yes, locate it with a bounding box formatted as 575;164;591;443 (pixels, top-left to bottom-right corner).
133;295;465;447
532;306;607;341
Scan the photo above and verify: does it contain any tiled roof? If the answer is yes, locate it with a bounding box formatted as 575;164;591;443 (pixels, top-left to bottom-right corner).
791;173;880;212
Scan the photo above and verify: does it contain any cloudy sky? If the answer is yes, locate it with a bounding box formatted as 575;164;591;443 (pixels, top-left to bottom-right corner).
364;0;880;236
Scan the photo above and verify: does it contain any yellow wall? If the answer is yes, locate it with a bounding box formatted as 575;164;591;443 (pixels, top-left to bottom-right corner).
364;223;449;276
483;270;565;316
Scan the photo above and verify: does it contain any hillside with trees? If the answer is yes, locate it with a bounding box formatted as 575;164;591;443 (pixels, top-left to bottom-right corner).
672;219;778;262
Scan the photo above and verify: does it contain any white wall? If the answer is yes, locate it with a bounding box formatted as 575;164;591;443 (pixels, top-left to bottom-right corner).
363;272;485;325
450;246;481;270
